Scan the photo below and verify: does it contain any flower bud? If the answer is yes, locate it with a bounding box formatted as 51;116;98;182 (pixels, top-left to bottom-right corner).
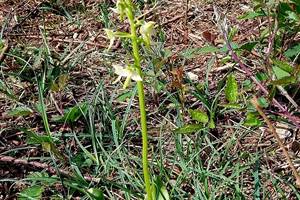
140;21;155;48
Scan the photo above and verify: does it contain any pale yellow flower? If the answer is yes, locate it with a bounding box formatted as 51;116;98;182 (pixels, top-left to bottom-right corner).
113;64;142;89
140;21;155;47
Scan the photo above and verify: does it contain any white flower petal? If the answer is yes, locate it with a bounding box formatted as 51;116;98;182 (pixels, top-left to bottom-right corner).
140;21;155;35
131;73;142;81
113;64;131;77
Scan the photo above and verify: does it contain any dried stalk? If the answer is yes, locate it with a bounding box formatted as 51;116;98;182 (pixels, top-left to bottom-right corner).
0;155;100;183
213;7;300;127
251;96;300;187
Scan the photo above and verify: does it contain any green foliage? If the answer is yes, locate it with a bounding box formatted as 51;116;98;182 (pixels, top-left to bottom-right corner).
174;124;203;134
18;185;44;200
180;46;220;59
150;177;170;200
52;103;88;123
225;74;238;103
8;106;33;117
239;41;258;52
244;112;262;127
257;97;269;108
2;0;300;199
87;188;104;200
188;109;209;124
284;44;300;59
238;11;265;20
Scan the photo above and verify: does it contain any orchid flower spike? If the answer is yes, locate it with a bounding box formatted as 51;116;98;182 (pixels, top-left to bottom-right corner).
113;64;142;89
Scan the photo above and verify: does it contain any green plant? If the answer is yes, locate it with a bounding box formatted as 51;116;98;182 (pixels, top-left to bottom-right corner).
104;1;160;199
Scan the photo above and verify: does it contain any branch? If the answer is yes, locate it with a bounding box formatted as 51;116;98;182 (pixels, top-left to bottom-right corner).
213;7;300;128
251;96;300;188
0;155;100;183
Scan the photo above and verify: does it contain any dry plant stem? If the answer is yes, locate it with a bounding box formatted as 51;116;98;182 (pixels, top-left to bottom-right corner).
277;85;299;110
127;5;152;200
264;18;298;110
213;7;300;127
8;35;107;48
0;155;100;183
265;11;278;64
251;96;300;187
220;29;300;127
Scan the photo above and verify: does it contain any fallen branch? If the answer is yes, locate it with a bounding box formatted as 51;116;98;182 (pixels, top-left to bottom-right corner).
0;155;100;183
7;34;107;48
251;96;300;187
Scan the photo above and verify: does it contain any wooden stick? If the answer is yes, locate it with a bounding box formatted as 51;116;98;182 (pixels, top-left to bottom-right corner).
251;96;300;187
0;155;100;183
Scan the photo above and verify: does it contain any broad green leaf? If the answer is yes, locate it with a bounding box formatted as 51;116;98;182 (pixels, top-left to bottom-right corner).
209;118;215;129
114;31;131;38
271;76;297;86
180;46;220;59
42;142;52;152
52;103;88;123
174;124;203;134
117;90;133;101
244;118;261;127
238;11;265;20
220;103;242;109
272;66;291;79
255;72;268;82
286;11;300;22
188;109;209;123
284;44;300;59
87;188;104;200
220;42;239;52
8;106;33;117
243;79;253;90
257;97;269;108
21;129;52;145
239;41;258;51
148;177;170;200
0;39;4;49
225;74;238;103
273;60;293;73
18;185;44;200
244;113;262;127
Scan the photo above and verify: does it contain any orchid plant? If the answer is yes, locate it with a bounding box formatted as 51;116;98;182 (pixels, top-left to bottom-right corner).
104;0;155;199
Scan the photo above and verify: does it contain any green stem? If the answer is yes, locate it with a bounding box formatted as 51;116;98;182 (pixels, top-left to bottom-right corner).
126;5;152;200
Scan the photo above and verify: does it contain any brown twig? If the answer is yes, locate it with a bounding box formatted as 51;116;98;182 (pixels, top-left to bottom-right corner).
251;96;300;187
183;0;189;44
160;13;185;26
263;17;299;110
0;155;100;183
213;7;300;128
8;35;107;48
